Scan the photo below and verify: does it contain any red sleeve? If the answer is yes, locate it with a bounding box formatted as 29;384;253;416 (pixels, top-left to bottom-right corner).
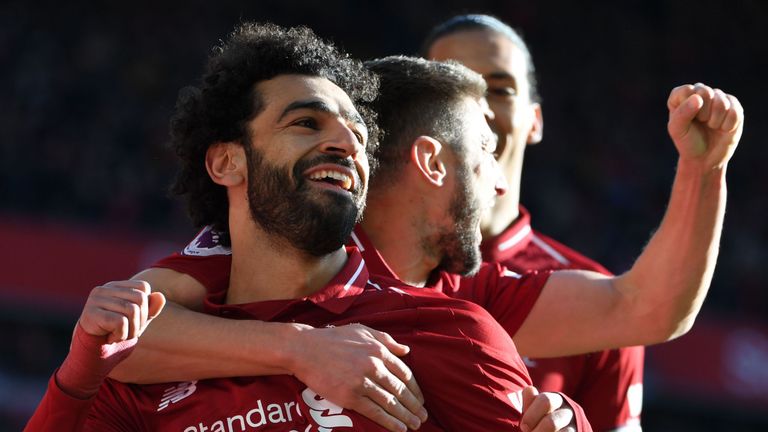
406;302;530;430
574;346;644;431
24;373;94;432
24;373;140;432
455;263;551;337
152;252;232;293
560;393;594;432
82;378;144;431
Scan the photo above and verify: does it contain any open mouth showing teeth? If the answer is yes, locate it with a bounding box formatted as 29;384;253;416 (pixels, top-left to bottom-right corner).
307;170;353;191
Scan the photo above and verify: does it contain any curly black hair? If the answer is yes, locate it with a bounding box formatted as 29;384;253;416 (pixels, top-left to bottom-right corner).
169;22;379;245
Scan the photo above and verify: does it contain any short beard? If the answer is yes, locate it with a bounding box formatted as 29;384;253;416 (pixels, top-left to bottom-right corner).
434;162;482;277
244;144;365;257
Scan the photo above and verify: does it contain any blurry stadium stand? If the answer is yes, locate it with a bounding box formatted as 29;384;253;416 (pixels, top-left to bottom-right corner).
0;218;180;430
2;219;767;431
645;318;768;429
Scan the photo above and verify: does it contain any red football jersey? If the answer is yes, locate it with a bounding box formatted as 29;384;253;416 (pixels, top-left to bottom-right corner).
157;226;548;343
348;228;548;339
481;206;644;431
26;248;593;431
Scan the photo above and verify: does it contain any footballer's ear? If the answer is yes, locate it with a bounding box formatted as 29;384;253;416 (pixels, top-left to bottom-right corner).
206;142;246;186
527;102;543;145
410;135;447;187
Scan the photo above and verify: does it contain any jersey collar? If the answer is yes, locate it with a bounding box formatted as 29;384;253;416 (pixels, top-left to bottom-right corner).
348;225;399;280
480;205;534;262
204;246;371;319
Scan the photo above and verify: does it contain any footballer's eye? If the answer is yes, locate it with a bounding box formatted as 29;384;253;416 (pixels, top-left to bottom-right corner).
293;118;319;129
487;87;517;98
352;130;365;144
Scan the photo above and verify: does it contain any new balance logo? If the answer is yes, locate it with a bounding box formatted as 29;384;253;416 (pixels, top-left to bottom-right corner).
157;381;198;411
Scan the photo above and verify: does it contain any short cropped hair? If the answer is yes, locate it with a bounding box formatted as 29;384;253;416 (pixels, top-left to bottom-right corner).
170;22;379;244
364;56;486;189
421;14;540;102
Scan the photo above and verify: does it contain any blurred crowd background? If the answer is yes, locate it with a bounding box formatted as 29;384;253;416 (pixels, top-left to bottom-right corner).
1;0;766;430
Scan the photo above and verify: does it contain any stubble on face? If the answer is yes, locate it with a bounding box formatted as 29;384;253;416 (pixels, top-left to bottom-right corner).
244;142;366;257
430;160;483;277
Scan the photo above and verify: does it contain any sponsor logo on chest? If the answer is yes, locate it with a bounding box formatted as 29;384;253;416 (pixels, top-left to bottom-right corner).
158;383;354;432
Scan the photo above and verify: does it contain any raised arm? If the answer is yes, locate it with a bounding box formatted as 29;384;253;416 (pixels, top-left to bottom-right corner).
515;83;743;356
109;269;427;432
25;281;165;431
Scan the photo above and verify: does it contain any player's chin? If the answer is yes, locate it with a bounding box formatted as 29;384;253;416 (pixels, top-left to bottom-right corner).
299;207;359;257
445;243;482;277
456;254;482;278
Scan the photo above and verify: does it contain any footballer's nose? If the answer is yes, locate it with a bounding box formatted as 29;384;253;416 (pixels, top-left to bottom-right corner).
318;121;363;158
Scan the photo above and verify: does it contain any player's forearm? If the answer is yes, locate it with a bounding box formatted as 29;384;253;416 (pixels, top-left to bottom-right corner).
109;301;304;383
516;162;726;356
617;160;726;342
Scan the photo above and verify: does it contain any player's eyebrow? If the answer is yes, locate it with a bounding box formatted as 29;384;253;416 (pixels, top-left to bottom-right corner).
484;71;517;86
278;99;366;129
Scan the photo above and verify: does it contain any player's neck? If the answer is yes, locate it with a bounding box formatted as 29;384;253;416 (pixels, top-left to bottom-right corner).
483;180;521;238
226;215;348;304
362;194;435;287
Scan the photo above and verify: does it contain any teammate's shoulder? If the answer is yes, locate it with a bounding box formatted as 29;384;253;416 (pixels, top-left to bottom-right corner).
466;261;551;288
365;274;447;300
532;229;612;274
478;261;524;278
366;274;488;311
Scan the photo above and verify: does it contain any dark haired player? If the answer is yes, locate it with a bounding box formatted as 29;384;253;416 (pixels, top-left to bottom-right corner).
25;24;593;431
108;43;740;431
93;12;742;432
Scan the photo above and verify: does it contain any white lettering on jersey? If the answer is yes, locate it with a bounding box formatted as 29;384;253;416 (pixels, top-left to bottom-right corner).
182;397;303;431
181;388;353;431
302;388;354;431
158;380;198;411
507;390;524;414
